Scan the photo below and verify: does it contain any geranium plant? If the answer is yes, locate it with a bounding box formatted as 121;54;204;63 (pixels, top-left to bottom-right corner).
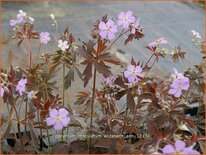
0;9;205;154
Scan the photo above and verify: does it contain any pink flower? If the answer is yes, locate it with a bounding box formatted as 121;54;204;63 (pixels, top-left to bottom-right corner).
117;11;135;29
168;68;189;98
162;140;200;154
16;78;27;96
40;32;51;44
0;87;4;98
98;19;118;40
46;108;70;131
124;65;144;84
10;19;17;26
148;37;167;48
58;40;69;51
16;10;26;23
102;76;116;88
130;18;140;34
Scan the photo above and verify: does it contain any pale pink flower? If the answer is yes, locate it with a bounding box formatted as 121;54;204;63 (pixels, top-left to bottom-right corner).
46;108;70;131
117;11;135;29
58;40;69;51
40;32;51;44
16;78;27;96
98;19;118;40
148;37;167;48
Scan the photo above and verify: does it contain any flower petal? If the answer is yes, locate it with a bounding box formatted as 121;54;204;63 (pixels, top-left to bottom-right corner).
175;140;186;151
49;109;58;118
58;108;69;117
61;117;70;126
162;144;175;154
54;122;63;131
46;118;56;126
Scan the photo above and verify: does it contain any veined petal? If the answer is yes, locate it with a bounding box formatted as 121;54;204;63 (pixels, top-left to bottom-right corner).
175;140;186;151
49;109;58;118
59;108;69;117
54;122;63;131
99;21;107;30
162;144;175;154
46;118;56;126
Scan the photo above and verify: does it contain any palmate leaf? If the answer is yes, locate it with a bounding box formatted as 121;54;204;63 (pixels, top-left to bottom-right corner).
146;116;163;140
94;61;111;76
83;63;93;87
97;52;120;65
75;91;91;105
124;30;144;45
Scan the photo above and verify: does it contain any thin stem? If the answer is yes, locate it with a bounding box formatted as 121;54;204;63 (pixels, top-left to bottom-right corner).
144;56;158;77
19;108;37;123
89;68;97;153
13;102;25;152
25;37;32;68
61;63;66;141
37;109;43;150
35;42;41;65
10;91;25;152
46;126;51;147
104;29;129;53
62;63;65;106
144;53;155;67
24;100;28;133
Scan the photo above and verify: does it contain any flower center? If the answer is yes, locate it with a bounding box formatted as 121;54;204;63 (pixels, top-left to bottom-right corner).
123;17;128;22
131;70;136;76
55;116;62;122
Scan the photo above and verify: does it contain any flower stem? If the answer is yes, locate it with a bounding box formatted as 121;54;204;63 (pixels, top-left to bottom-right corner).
46;126;51;147
144;53;155;67
144;56;158;77
12;102;25;152
89;68;97;153
104;29;129;53
25;37;32;68
61;63;66;141
10;91;25;152
37;109;43;150
35;42;41;65
24;100;28;133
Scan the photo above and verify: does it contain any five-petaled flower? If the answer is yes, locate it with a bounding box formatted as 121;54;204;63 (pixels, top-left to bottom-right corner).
148;37;167;48
46;108;70;131
98;19;118;40
117;11;135;29
162;140;200;154
168;68;189;98
16;78;27;96
102;76;116;88
40;32;51;44
124;65;144;84
58;40;69;51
